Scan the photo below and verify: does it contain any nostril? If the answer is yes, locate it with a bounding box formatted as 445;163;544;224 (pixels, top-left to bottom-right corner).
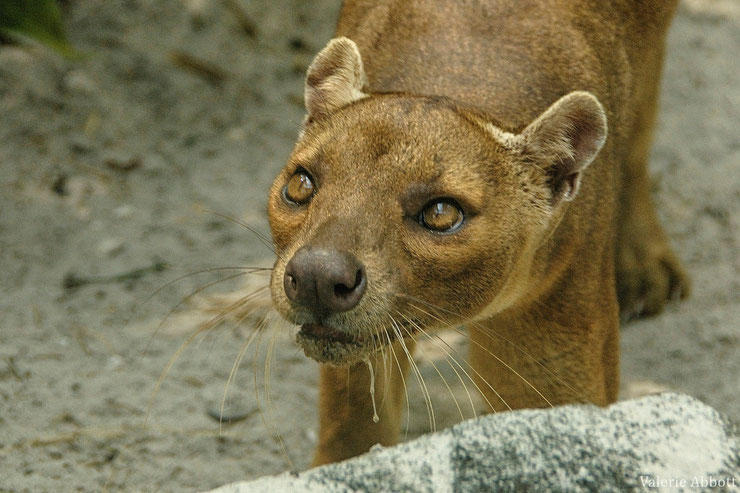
283;265;300;302
334;269;364;298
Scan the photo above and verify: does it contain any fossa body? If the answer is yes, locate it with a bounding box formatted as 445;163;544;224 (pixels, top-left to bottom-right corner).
266;0;688;465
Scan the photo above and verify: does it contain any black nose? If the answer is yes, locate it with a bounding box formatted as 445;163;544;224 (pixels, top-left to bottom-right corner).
283;246;366;317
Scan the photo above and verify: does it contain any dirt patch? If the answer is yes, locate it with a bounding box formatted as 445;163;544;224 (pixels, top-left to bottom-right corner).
0;0;737;491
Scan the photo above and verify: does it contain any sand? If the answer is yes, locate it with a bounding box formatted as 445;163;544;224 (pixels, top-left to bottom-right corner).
0;0;737;491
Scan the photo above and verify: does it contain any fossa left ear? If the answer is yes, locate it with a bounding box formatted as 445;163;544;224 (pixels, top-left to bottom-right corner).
304;37;368;122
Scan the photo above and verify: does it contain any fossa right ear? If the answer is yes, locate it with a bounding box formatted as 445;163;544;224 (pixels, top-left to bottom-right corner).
483;91;608;205
304;37;369;122
521;91;608;203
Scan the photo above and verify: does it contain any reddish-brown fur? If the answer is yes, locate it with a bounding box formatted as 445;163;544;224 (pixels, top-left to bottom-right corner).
267;0;689;466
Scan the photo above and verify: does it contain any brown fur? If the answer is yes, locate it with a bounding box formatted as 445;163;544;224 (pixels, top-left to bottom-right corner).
267;0;689;466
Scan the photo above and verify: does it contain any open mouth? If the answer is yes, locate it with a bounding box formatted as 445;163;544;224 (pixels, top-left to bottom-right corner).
298;323;361;345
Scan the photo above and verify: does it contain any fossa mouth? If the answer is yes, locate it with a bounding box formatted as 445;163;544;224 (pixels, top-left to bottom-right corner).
294;319;427;366
298;323;363;345
296;323;374;366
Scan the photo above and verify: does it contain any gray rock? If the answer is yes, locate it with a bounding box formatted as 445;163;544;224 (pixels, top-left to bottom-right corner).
207;393;739;492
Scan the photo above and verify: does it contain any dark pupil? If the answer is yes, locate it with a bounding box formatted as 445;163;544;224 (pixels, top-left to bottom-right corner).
425;202;459;230
289;173;313;202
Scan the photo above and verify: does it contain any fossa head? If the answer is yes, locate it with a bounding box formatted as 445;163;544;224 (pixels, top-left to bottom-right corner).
268;38;607;365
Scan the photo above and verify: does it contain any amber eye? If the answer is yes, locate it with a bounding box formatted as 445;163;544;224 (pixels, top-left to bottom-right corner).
283;171;315;205
419;200;464;233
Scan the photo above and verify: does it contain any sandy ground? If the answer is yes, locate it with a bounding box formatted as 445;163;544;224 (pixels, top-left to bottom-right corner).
0;0;737;491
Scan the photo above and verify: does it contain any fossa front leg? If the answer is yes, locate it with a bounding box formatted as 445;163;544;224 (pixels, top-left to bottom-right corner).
312;339;415;466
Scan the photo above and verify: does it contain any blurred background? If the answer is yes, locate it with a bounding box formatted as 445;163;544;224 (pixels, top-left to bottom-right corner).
0;0;738;491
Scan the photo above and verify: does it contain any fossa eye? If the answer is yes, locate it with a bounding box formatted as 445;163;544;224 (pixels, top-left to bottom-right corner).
419;199;464;233
283;170;315;205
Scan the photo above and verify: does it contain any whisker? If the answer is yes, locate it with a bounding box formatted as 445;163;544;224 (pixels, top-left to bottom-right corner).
346;366;351;407
249;112;303;129
252;322;267;432
146;328;205;426
145;287;267;425
402;301;511;411
408;293;588;403
264;319;278;413
448;328;554;408
200;286;270;360
399;294;571;407
205;210;281;259
382;325;411;439
395;311;464;424
124;265;271;331
534;206;567;252
250;317;293;467
423;330;497;414
219;307;271;433
195;286;271;348
263;317;293;467
395;311;480;419
141;269;267;359
389;315;436;433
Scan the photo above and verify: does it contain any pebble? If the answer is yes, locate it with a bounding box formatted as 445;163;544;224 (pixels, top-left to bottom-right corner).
103;151;141;172
105;355;124;371
63;70;96;94
97;238;125;257
112;205;134;219
206;399;255;424
184;0;214;24
69;135;95;154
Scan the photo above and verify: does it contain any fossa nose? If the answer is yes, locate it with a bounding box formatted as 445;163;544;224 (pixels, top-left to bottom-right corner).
283;246;367;318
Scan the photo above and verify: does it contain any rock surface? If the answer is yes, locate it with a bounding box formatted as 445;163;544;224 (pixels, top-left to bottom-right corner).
209;394;739;493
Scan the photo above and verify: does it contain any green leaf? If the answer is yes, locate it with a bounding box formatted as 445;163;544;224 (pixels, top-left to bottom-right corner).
0;0;77;57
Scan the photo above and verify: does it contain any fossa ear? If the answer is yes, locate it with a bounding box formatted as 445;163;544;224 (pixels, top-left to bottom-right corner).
484;91;608;204
520;91;608;203
304;37;368;122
